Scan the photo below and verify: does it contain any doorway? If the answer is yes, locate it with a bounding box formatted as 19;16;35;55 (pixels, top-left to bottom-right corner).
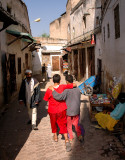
97;58;102;83
80;48;86;79
52;56;59;71
73;50;78;80
87;47;95;77
9;54;16;94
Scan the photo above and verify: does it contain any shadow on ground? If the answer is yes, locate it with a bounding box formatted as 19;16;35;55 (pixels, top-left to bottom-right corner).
0;75;48;160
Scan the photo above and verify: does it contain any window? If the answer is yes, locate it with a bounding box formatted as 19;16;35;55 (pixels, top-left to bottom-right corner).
103;27;105;42
114;4;120;39
18;58;21;74
68;24;70;33
83;16;86;28
107;23;110;38
73;27;75;37
96;16;99;26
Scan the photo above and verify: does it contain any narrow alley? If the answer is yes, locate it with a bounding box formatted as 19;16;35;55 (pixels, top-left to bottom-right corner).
0;74;125;160
1;0;125;159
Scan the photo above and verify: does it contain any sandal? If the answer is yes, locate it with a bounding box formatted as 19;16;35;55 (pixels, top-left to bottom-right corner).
69;139;73;143
53;135;58;142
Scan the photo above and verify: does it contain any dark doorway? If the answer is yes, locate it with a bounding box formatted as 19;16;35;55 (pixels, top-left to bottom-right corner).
87;47;95;77
9;54;16;94
73;50;78;80
80;48;86;79
2;54;8;103
97;59;102;80
68;53;72;72
97;58;102;88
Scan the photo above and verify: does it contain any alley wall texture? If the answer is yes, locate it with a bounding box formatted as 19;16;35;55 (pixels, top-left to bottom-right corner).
0;0;32;106
101;0;125;91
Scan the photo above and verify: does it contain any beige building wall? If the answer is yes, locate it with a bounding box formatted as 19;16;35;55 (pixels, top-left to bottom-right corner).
0;0;32;106
50;13;67;40
67;0;101;81
70;0;97;44
66;0;80;9
66;0;72;43
50;0;80;40
101;0;125;92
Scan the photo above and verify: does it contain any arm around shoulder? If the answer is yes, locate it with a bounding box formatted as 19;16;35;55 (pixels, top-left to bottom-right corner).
52;90;67;101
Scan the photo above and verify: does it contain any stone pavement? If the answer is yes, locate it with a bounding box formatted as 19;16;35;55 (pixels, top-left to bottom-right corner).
0;73;125;160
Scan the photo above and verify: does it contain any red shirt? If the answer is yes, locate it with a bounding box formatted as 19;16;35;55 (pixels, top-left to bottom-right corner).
43;84;73;113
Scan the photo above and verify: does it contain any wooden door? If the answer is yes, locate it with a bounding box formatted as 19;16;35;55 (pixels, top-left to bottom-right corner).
73;50;78;79
88;47;95;77
80;48;86;79
52;56;59;71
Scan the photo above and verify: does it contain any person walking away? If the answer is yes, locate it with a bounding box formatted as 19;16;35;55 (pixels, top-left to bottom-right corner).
51;75;84;143
43;74;76;152
42;63;46;81
47;63;52;79
18;70;40;130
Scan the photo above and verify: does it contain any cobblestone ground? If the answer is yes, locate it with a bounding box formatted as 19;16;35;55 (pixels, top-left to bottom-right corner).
0;73;125;160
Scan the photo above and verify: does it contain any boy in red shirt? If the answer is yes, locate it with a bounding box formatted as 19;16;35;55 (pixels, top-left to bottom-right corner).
43;74;76;152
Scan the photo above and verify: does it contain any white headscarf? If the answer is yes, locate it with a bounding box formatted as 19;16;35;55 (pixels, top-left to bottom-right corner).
25;70;32;74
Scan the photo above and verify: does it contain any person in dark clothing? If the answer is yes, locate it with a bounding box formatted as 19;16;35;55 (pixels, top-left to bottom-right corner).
18;70;40;130
42;63;46;81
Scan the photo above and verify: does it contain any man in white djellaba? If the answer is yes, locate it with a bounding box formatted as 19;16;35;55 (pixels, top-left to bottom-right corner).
18;70;40;130
47;64;52;79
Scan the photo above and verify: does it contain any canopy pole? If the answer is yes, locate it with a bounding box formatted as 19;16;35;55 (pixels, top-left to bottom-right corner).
7;35;22;46
21;42;33;51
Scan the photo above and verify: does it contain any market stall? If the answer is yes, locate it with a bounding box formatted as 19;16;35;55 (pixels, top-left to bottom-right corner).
89;77;122;121
89;94;111;121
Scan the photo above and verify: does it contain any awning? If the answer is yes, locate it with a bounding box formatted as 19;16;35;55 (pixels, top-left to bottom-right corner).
0;6;18;32
6;29;35;43
6;29;36;51
62;47;71;53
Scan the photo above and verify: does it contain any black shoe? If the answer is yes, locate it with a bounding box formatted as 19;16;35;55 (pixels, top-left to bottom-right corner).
78;135;84;144
32;125;38;130
27;120;31;125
